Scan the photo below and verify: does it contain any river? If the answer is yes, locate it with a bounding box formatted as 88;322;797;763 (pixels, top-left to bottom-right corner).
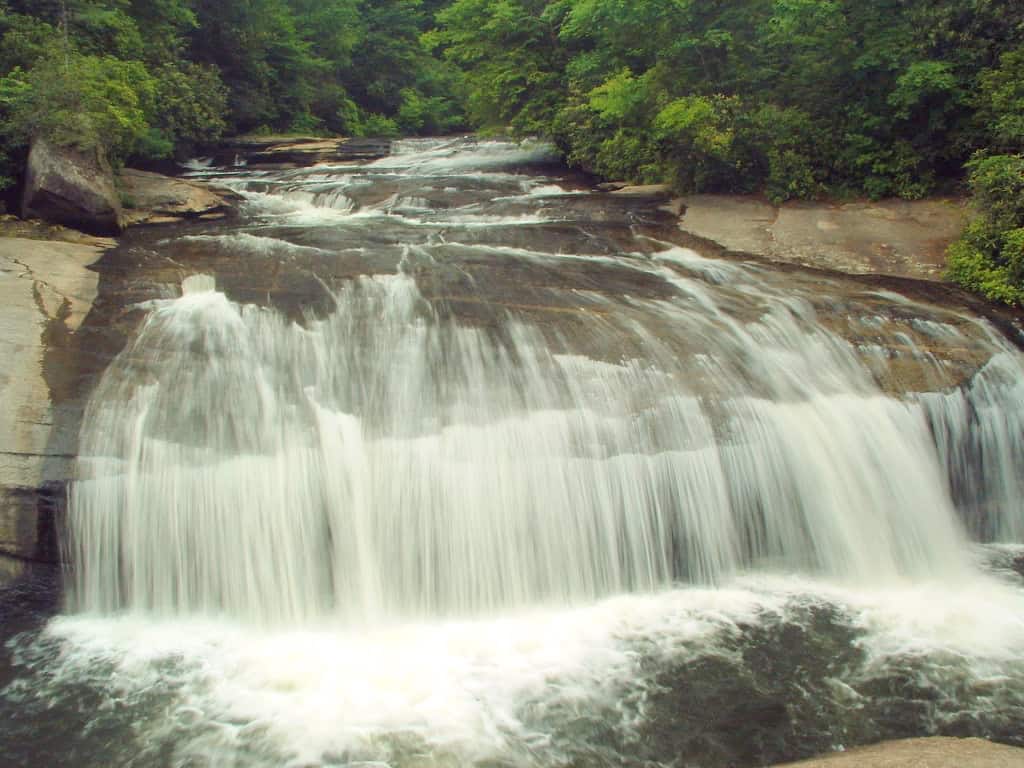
2;137;1024;767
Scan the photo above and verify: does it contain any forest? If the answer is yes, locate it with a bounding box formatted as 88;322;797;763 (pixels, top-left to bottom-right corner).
0;0;1022;303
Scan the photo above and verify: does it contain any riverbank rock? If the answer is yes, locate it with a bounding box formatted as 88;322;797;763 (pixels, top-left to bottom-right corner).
0;213;117;248
0;236;106;565
120;168;241;226
771;737;1024;767
676;195;967;281
610;183;672;198
21;139;124;235
213;135;392;168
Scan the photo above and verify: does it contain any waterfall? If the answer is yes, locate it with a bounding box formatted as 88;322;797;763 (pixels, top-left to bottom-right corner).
67;262;1024;624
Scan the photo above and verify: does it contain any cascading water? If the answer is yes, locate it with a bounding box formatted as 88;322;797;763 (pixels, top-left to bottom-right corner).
4;138;1024;768
71;261;997;624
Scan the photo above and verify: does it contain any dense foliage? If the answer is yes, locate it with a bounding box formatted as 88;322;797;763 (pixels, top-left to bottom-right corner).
0;0;467;193
430;0;1023;200
425;0;1024;302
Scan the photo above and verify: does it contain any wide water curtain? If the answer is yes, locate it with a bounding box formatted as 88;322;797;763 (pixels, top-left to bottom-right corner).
68;154;1024;625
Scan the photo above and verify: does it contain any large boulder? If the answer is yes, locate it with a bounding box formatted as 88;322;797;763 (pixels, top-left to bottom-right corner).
21;138;124;235
119;168;241;226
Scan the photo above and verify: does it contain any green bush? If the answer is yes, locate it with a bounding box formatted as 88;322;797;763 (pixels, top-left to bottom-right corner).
947;222;1024;306
653;95;743;193
287;111;325;135
0;10;60;73
964;153;1024;232
361;113;400;137
946;154;1024;305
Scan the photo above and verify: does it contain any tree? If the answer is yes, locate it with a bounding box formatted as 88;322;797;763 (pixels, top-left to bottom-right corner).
1;51;154;163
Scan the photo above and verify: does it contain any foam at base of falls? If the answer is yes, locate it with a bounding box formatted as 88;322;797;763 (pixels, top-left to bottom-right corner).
21;572;1024;768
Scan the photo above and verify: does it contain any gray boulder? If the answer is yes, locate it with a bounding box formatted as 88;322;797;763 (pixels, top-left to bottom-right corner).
21;138;124;235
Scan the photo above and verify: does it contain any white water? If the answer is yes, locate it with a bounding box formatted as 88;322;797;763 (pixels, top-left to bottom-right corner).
34;573;1024;766
49;137;1024;766
69;264;1024;623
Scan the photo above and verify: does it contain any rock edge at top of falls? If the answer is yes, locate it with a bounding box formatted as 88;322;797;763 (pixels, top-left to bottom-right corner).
210;134;393;168
769;736;1024;767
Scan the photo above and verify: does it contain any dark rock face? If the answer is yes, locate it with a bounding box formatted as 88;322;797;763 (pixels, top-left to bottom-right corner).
21;139;124;236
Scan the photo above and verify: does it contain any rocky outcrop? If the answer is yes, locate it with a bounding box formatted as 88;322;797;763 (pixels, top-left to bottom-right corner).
676;194;967;281
213;135;392;168
0;237;106;565
21;139;124;235
120;168;241;226
771;737;1024;767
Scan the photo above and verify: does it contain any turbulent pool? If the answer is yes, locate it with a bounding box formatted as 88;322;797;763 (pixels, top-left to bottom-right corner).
2;138;1024;767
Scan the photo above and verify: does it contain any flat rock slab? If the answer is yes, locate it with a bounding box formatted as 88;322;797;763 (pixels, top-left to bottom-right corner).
120;168;240;226
772;737;1024;767
0;237;105;562
677;195;968;281
215;135;392;165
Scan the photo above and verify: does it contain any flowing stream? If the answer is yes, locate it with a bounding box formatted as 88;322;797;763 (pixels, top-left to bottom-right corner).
3;138;1024;767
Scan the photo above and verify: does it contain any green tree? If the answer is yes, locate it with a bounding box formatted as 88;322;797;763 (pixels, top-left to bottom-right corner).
148;61;228;156
1;51;155;163
976;46;1024;152
430;0;566;132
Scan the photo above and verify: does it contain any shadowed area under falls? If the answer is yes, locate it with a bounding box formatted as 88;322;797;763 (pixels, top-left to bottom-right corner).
3;137;1024;768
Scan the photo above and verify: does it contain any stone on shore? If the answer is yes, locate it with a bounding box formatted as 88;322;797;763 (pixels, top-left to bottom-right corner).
0;237;105;564
21;139;124;235
771;737;1024;767
120;168;241;226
